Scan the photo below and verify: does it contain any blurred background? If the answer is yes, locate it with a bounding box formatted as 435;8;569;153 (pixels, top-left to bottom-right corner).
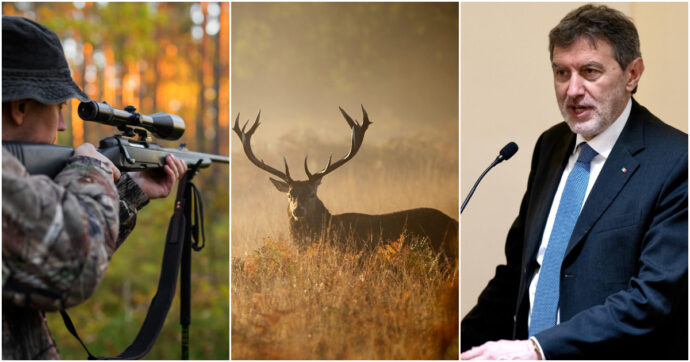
232;2;459;257
461;2;687;319
3;2;229;359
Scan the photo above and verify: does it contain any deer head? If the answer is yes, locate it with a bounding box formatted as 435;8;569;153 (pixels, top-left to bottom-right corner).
233;106;372;223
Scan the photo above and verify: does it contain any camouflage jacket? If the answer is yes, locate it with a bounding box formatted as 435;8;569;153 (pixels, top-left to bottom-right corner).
2;147;149;359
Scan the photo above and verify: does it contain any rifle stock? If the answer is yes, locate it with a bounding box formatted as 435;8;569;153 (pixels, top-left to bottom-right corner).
3;142;74;177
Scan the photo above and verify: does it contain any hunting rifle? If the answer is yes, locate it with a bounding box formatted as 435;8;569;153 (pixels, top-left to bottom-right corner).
3;100;229;177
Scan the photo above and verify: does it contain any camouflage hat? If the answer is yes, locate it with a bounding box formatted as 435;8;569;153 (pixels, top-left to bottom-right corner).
2;15;89;104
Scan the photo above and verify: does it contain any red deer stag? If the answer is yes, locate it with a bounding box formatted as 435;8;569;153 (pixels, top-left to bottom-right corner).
233;106;457;263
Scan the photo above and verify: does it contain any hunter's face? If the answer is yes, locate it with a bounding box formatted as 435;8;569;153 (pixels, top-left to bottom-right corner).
22;100;67;144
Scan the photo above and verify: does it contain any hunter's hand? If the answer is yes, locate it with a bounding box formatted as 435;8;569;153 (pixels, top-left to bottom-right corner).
130;154;187;199
74;143;121;181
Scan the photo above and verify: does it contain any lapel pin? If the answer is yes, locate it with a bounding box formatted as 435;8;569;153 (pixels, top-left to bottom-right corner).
621;167;627;173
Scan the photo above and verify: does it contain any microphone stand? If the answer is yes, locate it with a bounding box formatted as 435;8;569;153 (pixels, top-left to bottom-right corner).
461;157;500;214
461;142;518;214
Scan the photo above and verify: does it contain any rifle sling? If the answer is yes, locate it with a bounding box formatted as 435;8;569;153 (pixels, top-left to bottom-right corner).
60;168;200;360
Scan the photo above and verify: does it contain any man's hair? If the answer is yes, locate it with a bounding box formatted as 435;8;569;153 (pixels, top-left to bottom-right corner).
549;4;641;71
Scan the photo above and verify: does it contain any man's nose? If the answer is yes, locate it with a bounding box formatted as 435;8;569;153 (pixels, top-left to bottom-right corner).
57;114;67;132
58;110;67;132
566;74;585;98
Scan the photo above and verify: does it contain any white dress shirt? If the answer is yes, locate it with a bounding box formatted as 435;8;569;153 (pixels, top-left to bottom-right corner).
528;98;632;329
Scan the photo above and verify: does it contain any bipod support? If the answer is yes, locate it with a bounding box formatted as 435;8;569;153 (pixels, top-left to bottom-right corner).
60;160;206;360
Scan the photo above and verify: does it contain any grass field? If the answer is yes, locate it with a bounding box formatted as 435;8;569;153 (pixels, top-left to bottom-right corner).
231;133;458;359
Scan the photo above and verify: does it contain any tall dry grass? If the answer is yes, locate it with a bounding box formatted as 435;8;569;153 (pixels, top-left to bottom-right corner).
232;237;458;359
231;132;458;359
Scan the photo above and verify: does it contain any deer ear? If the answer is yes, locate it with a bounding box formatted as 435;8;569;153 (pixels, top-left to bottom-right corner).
269;178;290;193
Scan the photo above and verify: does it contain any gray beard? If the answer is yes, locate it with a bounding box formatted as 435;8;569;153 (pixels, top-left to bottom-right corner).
560;91;627;139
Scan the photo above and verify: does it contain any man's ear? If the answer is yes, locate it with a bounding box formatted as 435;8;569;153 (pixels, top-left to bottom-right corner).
625;57;644;93
8;100;29;126
269;177;290;193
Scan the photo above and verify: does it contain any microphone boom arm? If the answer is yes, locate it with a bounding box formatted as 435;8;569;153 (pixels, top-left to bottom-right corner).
461;157;500;214
461;142;518;214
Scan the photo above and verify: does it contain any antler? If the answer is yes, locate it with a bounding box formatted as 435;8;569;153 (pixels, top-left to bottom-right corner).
232;112;293;182
304;105;372;183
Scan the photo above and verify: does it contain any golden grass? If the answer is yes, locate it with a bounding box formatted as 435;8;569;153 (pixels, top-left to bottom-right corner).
231;236;458;359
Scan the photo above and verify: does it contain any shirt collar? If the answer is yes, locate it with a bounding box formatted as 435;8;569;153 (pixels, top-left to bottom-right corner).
574;97;632;159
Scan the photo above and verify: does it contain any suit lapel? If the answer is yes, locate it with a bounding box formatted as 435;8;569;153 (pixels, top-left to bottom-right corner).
565;101;646;257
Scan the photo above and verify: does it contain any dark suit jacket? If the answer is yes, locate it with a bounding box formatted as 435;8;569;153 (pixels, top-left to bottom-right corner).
461;99;688;359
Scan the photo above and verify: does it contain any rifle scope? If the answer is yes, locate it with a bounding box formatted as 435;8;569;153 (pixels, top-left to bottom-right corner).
78;101;185;140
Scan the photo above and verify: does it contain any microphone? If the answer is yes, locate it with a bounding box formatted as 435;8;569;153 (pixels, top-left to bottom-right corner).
461;142;518;214
498;142;518;161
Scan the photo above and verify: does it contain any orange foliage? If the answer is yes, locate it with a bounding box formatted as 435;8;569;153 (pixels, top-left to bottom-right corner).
103;46;116;104
71;101;83;146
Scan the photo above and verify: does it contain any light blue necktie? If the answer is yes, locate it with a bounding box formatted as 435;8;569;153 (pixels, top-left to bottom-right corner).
529;143;598;336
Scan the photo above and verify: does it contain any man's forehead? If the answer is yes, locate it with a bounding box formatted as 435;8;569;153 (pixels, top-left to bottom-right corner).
552;37;615;64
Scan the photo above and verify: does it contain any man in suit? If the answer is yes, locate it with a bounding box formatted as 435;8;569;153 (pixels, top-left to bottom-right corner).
461;5;687;359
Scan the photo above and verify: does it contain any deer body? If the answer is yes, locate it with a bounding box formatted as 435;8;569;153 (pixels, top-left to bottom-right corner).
234;107;458;263
289;201;457;249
